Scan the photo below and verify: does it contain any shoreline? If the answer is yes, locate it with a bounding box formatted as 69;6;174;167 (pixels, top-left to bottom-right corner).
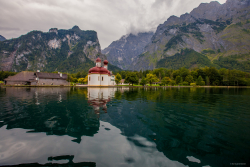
1;85;250;88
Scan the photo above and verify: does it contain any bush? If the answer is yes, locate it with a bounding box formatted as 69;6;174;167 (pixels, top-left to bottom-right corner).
170;80;176;86
182;81;189;85
190;83;196;86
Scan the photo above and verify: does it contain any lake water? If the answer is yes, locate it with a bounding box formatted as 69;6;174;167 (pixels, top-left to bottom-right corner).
0;87;250;167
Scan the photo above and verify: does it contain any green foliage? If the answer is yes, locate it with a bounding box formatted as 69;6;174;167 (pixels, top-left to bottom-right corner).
185;75;193;84
196;76;205;86
164;34;184;51
157;48;214;69
140;77;147;86
214;54;250;72
205;76;210;86
116;66;250;86
175;76;182;84
125;72;139;86
0;71;17;81
202;49;215;54
203;19;227;33
161;77;171;86
78;78;85;84
145;73;159;86
115;73;122;85
0;27;122;74
190;83;196;86
170;80;176;86
182;81;189;86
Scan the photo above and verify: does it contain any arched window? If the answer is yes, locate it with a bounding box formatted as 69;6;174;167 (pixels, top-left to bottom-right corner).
89;76;91;81
102;76;104;81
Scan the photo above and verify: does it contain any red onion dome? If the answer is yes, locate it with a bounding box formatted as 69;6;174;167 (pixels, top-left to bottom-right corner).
100;67;109;74
89;67;109;74
96;58;101;62
104;60;108;65
89;67;100;73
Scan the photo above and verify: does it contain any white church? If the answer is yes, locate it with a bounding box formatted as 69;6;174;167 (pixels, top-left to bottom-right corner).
88;58;115;86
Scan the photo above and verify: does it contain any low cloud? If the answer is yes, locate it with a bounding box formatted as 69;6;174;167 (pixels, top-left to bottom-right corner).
0;0;226;49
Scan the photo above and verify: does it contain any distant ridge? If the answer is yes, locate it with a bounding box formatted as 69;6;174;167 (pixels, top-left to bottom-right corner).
0;26;121;73
0;35;6;41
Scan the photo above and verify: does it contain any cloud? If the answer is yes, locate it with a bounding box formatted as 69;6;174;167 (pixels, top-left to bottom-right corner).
0;0;226;49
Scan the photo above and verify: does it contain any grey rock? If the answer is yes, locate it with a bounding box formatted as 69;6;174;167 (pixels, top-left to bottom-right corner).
0;35;6;41
102;32;154;70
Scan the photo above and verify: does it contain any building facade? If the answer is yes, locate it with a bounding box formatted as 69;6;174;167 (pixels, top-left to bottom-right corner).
4;71;69;86
88;58;115;86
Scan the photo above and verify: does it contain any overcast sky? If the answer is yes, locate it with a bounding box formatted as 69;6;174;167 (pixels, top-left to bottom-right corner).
0;0;226;49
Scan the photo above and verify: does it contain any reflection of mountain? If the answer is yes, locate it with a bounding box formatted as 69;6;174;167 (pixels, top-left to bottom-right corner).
0;87;100;143
99;87;250;167
0;87;249;167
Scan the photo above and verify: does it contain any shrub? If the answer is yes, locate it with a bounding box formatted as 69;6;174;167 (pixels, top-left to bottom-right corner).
182;81;189;85
170;80;176;86
190;83;196;86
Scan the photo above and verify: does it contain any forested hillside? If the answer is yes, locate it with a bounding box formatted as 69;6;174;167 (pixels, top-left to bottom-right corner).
0;26;121;73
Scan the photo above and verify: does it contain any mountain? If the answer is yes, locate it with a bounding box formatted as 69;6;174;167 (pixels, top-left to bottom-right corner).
102;32;154;70
156;48;216;69
133;0;250;71
0;35;6;41
0;26;121;73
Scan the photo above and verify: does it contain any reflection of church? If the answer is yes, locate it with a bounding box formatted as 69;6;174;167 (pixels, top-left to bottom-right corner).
87;87;115;113
88;58;115;86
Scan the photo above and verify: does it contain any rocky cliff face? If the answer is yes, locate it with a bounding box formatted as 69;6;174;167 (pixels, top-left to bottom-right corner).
0;26;109;73
102;32;154;70
0;35;6;41
133;0;250;71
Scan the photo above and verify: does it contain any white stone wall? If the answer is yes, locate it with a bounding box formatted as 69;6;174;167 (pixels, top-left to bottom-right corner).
88;87;116;100
88;74;100;86
100;74;109;86
89;74;113;86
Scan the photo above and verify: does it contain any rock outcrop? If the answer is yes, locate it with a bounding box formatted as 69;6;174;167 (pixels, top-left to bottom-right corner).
0;35;6;41
0;26;115;73
102;32;154;70
133;0;250;71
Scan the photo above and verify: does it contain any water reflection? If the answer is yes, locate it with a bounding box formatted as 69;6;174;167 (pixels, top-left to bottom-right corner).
0;87;250;167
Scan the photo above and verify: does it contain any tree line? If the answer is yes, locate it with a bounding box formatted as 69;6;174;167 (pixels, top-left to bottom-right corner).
1;67;250;86
115;67;250;86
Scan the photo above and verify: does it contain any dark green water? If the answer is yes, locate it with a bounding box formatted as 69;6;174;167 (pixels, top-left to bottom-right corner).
0;87;250;167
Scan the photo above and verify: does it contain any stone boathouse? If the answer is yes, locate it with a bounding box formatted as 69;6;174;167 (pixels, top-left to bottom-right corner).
4;71;69;86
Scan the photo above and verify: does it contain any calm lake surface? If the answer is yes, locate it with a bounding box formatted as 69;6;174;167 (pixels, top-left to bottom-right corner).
0;87;250;167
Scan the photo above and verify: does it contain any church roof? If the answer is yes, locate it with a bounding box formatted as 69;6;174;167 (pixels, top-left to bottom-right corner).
88;67;110;74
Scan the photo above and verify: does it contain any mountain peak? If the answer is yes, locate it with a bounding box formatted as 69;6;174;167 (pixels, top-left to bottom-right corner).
0;35;6;41
72;25;81;31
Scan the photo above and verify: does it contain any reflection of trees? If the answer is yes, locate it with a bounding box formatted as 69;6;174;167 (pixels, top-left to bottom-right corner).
1;87;99;144
108;87;250;167
1;87;249;166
